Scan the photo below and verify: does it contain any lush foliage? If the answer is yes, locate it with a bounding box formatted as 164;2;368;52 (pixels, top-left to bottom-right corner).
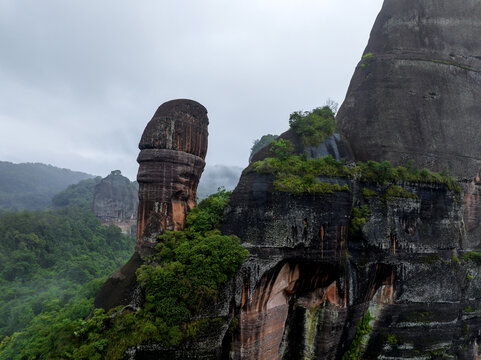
0;161;93;211
51;177;102;210
361;187;377;200
0;206;135;360
289;106;337;146
0;278;107;360
249;134;278;162
269;139;295;161
351;160;461;192
254;143;461;196
135;189;248;344
272;175;349;194
254;148;350;194
350;205;372;234
342;311;374;360
1;190;249;359
384;185;419;201
0;207;135;339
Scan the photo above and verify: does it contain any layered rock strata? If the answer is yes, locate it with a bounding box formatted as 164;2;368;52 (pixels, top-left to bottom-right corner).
337;0;481;179
92;170;138;235
136;99;208;248
94;99;208;311
100;1;481;358
216;139;471;360
126;131;481;359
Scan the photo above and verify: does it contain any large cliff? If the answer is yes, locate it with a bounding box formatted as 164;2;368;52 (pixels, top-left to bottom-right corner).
337;0;481;179
93;1;481;359
136;99;208;249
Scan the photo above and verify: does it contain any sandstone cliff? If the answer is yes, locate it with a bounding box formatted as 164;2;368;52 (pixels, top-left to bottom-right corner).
95;2;481;358
136;99;208;248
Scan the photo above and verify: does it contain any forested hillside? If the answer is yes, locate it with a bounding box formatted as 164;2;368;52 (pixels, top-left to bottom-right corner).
0;162;93;211
0;205;135;358
51;177;102;210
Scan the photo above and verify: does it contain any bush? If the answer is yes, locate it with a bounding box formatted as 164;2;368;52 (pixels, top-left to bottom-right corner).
350;205;372;234
255;144;460;196
384;185;418;201
361;187;377;200
269;139;294;161
289;106;336;146
254;150;350;195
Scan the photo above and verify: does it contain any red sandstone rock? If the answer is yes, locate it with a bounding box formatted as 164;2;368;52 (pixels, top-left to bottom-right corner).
136;99;208;249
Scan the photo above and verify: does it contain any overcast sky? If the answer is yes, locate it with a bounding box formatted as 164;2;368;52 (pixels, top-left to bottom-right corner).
0;0;383;181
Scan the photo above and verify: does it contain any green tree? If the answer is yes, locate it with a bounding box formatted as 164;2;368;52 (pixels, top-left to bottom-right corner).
289;106;336;146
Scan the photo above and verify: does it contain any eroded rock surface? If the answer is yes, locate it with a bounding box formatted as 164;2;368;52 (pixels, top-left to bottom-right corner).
100;2;481;358
136;99;208;248
94;99;208;311
337;0;481;179
213;150;478;359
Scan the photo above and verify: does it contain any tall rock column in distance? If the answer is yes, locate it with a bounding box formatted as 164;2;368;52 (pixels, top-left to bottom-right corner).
136;99;208;249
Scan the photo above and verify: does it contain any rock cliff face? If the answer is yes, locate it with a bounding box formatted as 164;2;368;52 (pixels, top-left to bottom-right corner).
98;2;481;358
218;155;472;359
92;170;138;235
124;133;481;359
136;99;208;248
337;0;481;179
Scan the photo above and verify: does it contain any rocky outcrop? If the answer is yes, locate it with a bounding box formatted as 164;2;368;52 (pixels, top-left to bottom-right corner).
95;100;208;311
92;170;138;235
136;99;208;248
99;2;481;358
217;147;476;360
337;0;481;179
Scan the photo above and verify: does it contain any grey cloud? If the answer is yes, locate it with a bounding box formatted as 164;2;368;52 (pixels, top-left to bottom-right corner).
0;0;384;180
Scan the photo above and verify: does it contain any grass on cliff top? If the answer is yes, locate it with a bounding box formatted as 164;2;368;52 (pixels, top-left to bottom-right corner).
0;189;249;360
254;139;461;194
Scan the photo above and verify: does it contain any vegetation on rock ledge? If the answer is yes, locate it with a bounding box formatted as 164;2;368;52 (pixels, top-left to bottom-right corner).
254;139;461;195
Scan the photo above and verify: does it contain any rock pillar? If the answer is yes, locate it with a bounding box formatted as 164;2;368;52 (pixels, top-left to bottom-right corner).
136;99;208;248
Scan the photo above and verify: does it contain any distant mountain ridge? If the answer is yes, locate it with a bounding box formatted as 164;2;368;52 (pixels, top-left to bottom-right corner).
0;161;94;211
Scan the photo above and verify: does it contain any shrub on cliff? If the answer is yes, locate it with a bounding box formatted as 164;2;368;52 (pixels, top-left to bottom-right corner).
289;106;336;146
135;189;248;342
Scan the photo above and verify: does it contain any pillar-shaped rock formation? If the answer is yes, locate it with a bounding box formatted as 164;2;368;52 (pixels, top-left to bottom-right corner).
136;99;208;248
337;0;481;178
